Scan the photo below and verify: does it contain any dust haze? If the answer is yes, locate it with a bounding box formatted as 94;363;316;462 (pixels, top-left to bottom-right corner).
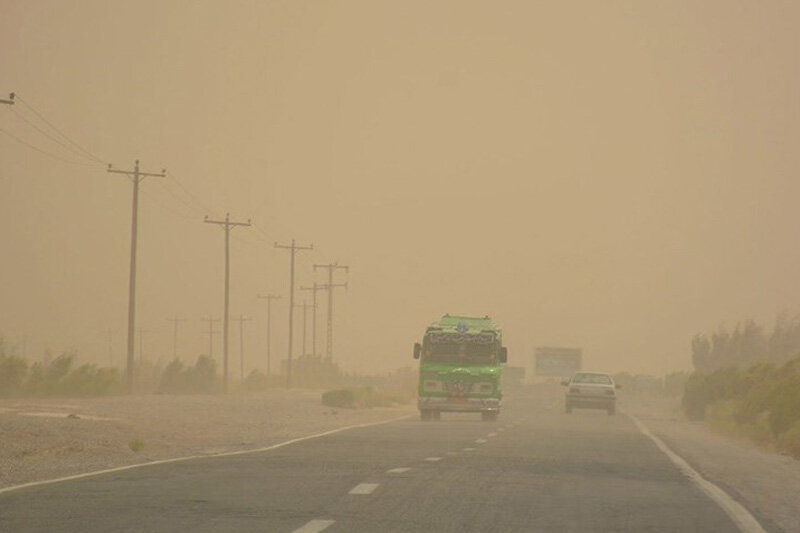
2;1;799;378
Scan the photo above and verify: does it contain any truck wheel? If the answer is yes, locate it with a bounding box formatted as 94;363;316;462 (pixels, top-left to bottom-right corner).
565;404;572;414
432;411;441;421
420;410;430;421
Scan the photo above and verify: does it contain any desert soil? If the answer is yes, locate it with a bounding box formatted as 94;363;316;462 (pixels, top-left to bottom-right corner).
0;390;414;489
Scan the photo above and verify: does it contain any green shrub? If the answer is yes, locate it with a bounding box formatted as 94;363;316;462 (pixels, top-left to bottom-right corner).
129;438;146;452
0;354;28;395
776;421;800;458
322;388;355;408
321;386;396;408
157;355;218;394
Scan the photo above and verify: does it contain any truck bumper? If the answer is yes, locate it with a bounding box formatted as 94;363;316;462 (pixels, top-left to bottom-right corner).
418;397;501;413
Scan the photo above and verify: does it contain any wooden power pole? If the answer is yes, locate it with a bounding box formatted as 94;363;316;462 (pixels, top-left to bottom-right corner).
108;161;166;393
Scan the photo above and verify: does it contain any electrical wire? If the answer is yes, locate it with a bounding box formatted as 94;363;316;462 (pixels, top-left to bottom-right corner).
0;127;99;167
10;108;102;164
15;95;107;164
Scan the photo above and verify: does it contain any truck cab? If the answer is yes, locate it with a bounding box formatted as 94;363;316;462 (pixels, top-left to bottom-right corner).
413;314;507;421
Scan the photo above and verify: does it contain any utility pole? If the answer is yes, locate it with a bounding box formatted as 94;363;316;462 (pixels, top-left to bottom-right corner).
201;316;221;359
313;263;349;361
0;93;13;106
256;294;281;375
300;283;326;358
108;161;166;393
231;314;252;381
205;213;251;393
166;316;186;359
274;240;313;387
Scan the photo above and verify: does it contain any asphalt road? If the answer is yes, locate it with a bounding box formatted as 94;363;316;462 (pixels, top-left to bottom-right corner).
0;390;744;532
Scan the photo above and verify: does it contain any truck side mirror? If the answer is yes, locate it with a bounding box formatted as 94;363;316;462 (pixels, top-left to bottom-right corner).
499;346;508;363
413;342;421;359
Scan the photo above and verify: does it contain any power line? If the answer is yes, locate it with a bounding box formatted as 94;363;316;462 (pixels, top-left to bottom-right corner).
0;127;98;166
108;160;167;393
205;213;252;393
10;107;102;164
15;94;106;164
168;173;213;214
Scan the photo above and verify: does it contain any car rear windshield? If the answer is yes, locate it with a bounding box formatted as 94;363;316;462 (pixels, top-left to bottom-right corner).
572;373;612;385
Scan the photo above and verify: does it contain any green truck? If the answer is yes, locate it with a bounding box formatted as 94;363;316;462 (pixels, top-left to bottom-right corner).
413;314;507;421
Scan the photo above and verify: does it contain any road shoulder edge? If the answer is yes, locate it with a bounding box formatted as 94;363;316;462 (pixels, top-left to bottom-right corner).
0;413;411;496
629;414;765;533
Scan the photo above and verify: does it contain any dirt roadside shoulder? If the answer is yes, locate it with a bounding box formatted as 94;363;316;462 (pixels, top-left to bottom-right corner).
0;391;415;490
624;396;800;533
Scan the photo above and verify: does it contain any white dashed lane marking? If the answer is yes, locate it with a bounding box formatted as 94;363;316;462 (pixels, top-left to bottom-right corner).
475;439;487;444
425;457;442;462
291;519;335;533
349;483;379;495
386;467;410;474
463;447;476;452
488;432;497;437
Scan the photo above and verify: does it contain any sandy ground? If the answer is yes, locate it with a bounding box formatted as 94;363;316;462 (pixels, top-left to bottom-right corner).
0;391;414;490
623;395;800;532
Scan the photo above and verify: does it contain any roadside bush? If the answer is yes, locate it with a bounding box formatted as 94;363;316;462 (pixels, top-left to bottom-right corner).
321;386;396;409
157;356;218;394
0;353;28;395
58;364;121;396
683;358;800;458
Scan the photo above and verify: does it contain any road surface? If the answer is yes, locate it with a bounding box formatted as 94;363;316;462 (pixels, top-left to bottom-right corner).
0;389;756;532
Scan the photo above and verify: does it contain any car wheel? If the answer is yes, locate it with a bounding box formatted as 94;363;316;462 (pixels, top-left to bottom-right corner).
607;406;616;416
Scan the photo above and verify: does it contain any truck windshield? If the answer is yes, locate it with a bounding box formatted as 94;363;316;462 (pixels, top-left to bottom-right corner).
426;342;495;362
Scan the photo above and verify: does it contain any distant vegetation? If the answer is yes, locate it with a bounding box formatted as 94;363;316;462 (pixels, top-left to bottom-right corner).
612;372;688;397
691;314;800;372
321;386;409;409
682;359;800;458
0;338;121;397
683;316;800;459
0;334;418;399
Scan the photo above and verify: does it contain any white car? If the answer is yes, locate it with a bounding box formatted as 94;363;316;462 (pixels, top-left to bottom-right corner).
562;372;619;415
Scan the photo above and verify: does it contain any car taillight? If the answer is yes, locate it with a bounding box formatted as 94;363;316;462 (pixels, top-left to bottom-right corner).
570;387;580;393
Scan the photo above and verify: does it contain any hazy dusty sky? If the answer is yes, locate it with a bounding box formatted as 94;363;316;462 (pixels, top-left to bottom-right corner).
1;1;799;376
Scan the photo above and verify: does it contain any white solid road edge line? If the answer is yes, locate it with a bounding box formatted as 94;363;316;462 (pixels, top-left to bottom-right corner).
0;414;412;496
629;415;765;533
291;519;336;533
